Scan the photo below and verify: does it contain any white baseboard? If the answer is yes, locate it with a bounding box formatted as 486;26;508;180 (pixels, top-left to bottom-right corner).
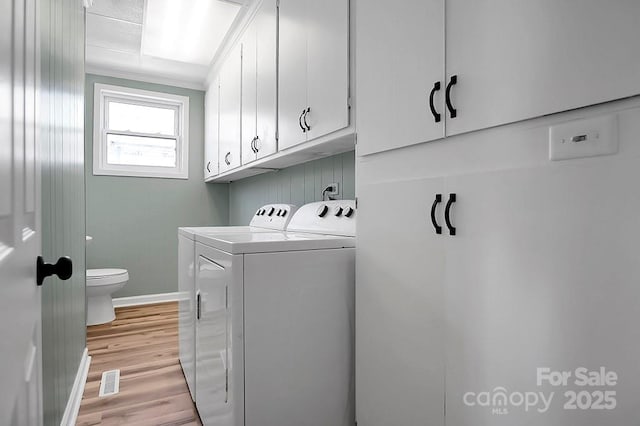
112;291;181;308
60;348;91;426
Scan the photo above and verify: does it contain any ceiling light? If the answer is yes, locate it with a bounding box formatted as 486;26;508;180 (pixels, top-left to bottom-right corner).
142;0;241;66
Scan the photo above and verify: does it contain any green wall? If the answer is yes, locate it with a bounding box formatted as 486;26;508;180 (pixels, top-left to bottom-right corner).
40;0;86;424
229;151;355;225
85;74;229;298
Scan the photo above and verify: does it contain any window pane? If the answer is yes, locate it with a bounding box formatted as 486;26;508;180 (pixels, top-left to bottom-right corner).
106;134;177;168
107;100;176;135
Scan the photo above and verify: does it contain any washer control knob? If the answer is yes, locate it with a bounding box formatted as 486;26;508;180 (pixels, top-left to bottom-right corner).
344;207;354;218
334;207;343;217
281;209;287;217
256;209;262;216
316;205;329;217
267;207;276;216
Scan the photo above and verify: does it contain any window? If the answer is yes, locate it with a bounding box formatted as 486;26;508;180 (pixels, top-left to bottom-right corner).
93;83;189;179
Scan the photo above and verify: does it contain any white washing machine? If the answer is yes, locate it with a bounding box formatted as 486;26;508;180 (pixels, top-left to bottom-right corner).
178;204;296;402
193;200;355;426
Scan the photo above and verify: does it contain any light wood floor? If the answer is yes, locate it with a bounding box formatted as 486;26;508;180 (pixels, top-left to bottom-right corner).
77;302;201;426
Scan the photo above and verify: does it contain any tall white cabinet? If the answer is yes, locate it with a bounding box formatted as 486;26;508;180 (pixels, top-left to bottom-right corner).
356;0;640;424
356;0;640;156
278;0;349;150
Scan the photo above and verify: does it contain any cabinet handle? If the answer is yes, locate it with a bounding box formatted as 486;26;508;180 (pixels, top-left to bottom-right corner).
445;75;457;119
299;109;306;133
430;194;442;234
206;161;211;173
444;193;456;236
224;152;231;166
250;137;257;153
428;81;441;123
303;107;311;131
254;136;260;152
196;292;201;320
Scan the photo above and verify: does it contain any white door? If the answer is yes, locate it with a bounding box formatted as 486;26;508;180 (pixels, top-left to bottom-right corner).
356;0;445;156
445;159;640;424
204;78;220;179
1;0;43;423
445;0;640;137
278;0;308;150
254;0;277;160
218;44;242;173
356;178;446;426
305;0;349;142
241;23;258;166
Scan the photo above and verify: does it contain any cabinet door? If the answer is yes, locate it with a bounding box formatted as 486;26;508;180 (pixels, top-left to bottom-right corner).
356;178;446;426
356;0;445;156
445;0;640;137
305;0;349;141
254;0;277;159
204;79;219;179
241;25;258;166
196;255;232;425
445;159;640;425
278;0;308;150
219;44;242;173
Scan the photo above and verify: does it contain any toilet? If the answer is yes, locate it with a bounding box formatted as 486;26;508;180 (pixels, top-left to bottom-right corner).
86;268;129;326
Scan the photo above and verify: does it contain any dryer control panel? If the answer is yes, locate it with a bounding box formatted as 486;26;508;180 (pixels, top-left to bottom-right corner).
286;200;356;236
249;204;297;230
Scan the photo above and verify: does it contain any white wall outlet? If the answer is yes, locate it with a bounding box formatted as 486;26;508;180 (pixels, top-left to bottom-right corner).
549;114;618;161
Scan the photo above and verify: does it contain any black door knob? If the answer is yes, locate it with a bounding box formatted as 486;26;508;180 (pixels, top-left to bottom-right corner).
37;256;73;286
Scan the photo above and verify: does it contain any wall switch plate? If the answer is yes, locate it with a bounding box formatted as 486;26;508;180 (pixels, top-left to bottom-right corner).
549;114;618;161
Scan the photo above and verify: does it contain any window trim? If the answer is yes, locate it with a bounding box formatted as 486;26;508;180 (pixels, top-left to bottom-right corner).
93;83;190;179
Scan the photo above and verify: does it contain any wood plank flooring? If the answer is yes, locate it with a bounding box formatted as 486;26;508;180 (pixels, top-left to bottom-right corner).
77;302;201;426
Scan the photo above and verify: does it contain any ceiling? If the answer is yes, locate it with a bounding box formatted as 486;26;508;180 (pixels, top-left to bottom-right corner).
85;0;246;89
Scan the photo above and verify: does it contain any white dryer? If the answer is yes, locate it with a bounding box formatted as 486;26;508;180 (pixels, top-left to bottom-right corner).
193;200;356;426
178;204;296;402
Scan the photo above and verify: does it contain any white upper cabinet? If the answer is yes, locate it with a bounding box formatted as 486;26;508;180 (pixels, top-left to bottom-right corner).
278;0;349;151
445;0;640;137
241;23;258;166
204;78;219;179
242;0;277;166
219;44;242;173
356;0;640;155
356;0;445;156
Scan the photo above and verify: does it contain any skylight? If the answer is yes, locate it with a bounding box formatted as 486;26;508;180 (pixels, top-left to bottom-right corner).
141;0;241;66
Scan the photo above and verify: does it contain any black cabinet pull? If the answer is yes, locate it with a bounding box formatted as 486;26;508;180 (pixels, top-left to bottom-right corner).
37;256;72;286
298;109;306;133
224;152;231;166
196;293;201;320
250;137;257;153
430;194;442;234
445;75;458;119
303;107;311;131
429;81;441;123
254;136;260;153
206;161;211;173
444;193;456;236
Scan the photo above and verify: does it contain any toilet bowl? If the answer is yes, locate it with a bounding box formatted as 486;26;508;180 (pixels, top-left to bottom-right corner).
86;268;129;326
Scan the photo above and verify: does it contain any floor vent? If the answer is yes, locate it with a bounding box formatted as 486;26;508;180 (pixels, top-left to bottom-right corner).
99;369;120;397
